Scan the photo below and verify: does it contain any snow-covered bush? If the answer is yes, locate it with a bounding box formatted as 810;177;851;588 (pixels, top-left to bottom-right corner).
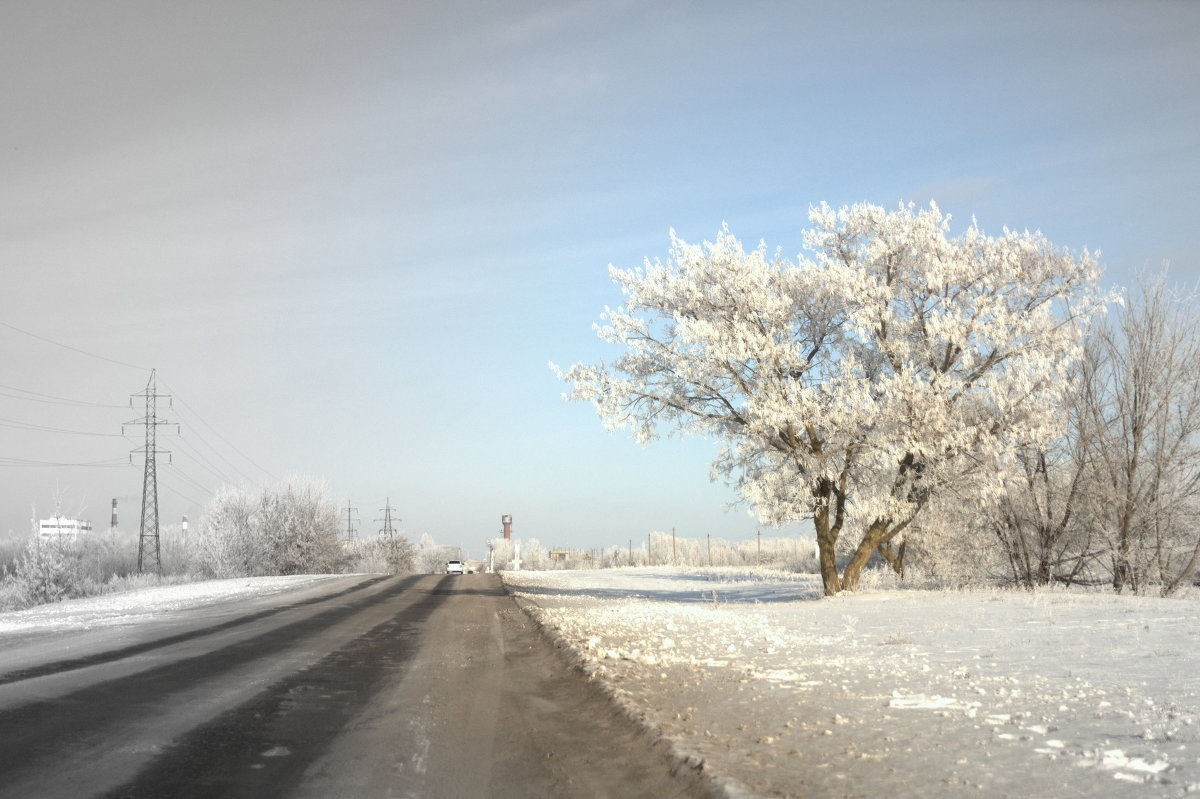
3;538;84;608
521;538;548;570
488;538;515;570
0;525;200;611
193;478;344;577
414;533;459;573
190;485;256;578
350;535;416;574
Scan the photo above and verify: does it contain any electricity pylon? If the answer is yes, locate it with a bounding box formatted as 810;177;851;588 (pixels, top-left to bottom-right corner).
344;500;359;543
125;369;174;574
378;498;399;541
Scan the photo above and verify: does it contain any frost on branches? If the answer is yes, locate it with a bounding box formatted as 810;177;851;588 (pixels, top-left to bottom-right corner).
555;202;1106;596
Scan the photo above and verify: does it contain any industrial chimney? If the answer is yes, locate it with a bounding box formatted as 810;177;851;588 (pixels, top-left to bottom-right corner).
111;498;118;531
502;514;512;541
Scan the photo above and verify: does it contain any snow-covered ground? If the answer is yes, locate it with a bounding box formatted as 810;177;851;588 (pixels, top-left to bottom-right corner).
503;567;1200;798
4;570;1196;796
0;574;344;634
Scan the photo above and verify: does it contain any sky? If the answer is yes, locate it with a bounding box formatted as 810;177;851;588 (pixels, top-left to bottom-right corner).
2;0;1198;557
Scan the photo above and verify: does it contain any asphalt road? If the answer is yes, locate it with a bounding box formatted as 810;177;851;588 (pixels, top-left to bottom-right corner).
0;574;713;799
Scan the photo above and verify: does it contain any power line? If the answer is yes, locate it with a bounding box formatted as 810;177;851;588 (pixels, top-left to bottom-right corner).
156;376;279;483
171;432;240;487
157;477;207;510
0;320;148;371
0;457;128;468
162;462;214;498
0;417;127;437
172;425;258;486
0;383;127;409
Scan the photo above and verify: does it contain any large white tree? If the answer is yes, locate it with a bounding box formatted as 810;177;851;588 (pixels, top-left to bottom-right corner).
557;202;1106;595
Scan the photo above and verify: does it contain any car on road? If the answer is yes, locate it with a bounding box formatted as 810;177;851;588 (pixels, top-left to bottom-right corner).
445;560;464;575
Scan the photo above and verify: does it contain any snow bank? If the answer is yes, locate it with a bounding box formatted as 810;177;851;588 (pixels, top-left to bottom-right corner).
504;567;1200;798
0;574;345;633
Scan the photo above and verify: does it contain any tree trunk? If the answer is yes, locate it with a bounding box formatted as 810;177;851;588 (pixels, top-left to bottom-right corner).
877;540;905;578
813;504;841;597
840;520;889;592
811;475;849;597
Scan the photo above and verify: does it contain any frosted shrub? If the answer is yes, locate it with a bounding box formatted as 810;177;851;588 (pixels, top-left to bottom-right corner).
522;539;548;570
350;535;416;574
190;485;256;578
6;538;84;607
415;533;460;573
194;478;344;577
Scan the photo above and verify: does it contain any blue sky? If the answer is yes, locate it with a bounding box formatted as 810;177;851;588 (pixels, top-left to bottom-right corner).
2;1;1197;557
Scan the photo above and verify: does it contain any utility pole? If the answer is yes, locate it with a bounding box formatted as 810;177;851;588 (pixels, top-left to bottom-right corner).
707;532;711;567
672;527;676;566
344;501;359;543
757;530;761;567
125;369;174;575
377;498;398;541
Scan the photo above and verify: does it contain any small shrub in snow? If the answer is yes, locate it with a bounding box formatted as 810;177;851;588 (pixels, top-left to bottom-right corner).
3;538;84;608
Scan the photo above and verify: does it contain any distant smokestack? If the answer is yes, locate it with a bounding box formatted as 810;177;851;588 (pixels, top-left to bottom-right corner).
182;515;188;534
502;514;512;541
111;498;118;530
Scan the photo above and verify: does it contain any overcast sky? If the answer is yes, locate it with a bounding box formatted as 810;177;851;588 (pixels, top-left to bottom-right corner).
2;1;1198;556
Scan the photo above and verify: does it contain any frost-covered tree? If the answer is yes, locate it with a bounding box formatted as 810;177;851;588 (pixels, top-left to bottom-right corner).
415;533;459;573
522;538;548;570
990;378;1100;590
557;202;1106;595
253;480;343;575
195;478;343;577
351;533;416;574
192;485;256;578
1082;270;1200;595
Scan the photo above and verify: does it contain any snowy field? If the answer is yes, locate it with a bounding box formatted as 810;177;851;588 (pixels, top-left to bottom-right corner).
0;574;344;634
503;567;1200;798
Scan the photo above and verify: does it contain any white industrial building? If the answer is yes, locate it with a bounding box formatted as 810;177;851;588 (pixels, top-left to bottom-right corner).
37;516;93;541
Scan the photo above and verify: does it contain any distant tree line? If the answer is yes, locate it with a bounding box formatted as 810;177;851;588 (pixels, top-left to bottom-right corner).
0;477;420;611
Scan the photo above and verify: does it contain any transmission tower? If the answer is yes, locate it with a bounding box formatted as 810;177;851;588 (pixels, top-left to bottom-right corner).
344;500;359;543
377;498;399;541
125;369;174;575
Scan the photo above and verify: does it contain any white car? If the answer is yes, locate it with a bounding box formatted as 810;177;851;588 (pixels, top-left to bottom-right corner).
445;560;465;575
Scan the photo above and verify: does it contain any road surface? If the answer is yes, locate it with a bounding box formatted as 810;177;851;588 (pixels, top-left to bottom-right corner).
0;574;713;799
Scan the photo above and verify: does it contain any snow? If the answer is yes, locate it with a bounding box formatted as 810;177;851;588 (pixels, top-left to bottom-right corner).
0;575;344;633
503;567;1200;798
4;569;1197;796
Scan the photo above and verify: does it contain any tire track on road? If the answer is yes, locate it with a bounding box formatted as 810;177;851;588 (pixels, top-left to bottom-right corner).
0;575;440;799
103;577;449;799
0;576;391;686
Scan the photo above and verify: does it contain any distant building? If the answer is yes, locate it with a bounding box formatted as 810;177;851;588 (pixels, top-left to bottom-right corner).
38;516;93;542
550;549;571;563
